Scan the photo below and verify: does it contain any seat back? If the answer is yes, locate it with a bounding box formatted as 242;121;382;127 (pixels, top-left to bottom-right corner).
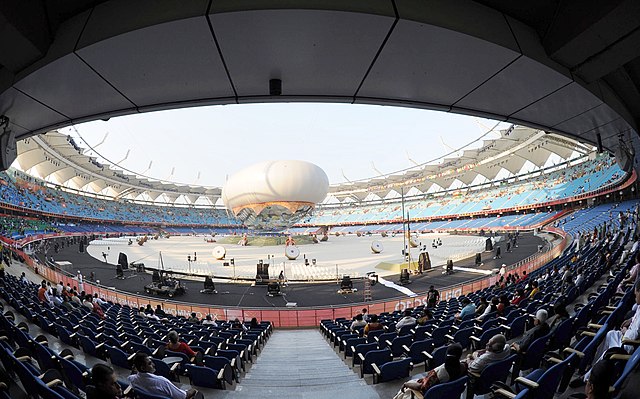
534;359;569;399
452;327;474;350
408;338;434;365
184;364;223;389
519;333;551;371
377;357;412;383
362;348;392;376
473;354;517;396
506;315;528;339
390;335;412;357
430;345;448;368
424;376;468;399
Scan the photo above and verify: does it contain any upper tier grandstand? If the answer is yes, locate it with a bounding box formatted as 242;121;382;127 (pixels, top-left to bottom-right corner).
0;152;629;231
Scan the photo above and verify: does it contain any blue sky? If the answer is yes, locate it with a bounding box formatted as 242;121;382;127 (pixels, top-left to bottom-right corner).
61;103;509;187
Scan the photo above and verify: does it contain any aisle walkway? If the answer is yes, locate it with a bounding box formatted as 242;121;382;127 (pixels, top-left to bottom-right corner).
225;329;381;399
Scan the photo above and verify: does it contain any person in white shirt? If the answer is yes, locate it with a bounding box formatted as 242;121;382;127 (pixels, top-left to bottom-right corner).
129;353;199;399
202;315;218;326
56;281;64;295
350;314;367;331
94;294;107;307
582;280;640;383
574;268;585;286
395;309;417;332
82;295;94;310
77;271;84;292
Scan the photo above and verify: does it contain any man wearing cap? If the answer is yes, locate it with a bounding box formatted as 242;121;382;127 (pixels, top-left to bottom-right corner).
511;309;550;353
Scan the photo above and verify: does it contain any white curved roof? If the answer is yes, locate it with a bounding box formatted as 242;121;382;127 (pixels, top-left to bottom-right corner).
221;160;329;212
13;126;592;206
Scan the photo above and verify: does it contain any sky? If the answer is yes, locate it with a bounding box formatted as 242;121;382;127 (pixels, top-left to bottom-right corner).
59;103;511;187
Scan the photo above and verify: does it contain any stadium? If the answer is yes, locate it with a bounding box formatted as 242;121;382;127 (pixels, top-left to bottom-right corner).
0;2;639;399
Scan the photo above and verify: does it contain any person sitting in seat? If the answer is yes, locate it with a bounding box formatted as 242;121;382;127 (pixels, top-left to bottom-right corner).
417;309;433;325
455;297;476;321
202;315;218;326
475;297;488;316
511;288;527;307
577;280;640;386
364;314;384;335
583;356;619;399
395;309;417;332
510;309;549;353
154;305;166;318
166;330;196;359
187;312;199;324
86;363;123;399
400;343;466;395
350;314;366;332
232;318;248;332
466;334;511;374
129;353;199;399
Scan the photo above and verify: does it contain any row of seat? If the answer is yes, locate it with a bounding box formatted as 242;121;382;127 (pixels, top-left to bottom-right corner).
0;272;273;398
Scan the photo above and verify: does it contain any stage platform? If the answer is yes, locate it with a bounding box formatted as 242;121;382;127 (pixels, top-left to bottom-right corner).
47;232;545;308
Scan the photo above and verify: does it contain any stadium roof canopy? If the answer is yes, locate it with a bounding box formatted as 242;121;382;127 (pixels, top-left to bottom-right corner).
1;1;639;181
13;126;592;205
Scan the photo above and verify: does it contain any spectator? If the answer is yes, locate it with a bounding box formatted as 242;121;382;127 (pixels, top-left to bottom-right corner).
497;295;510;315
475;297;488;316
86;363;123;399
511;288;527;307
61;295;74;312
574;267;585;286
417;309;433;325
618;252;640;292
395;309;417;331
166;331;196;359
360;308;370;322
350;314;366;332
364;314;384;335
144;304;155;316
202;315;218;326
528;281;540;298
37;281;51;305
585;357;619;399
250;317;259;329
549;303;570;332
129;353;199;399
82;295;94;310
478;297;499;320
90;296;105;320
456;298;476;320
51;288;63;306
400;343;466;395
466;334;511;374
94;293;107;306
154;305;166;317
71;291;82;306
510;309;549;353
187;312;199;324
231;318;247;332
577;280;640;386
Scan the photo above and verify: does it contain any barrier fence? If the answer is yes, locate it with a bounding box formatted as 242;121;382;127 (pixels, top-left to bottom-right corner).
5;229;568;328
